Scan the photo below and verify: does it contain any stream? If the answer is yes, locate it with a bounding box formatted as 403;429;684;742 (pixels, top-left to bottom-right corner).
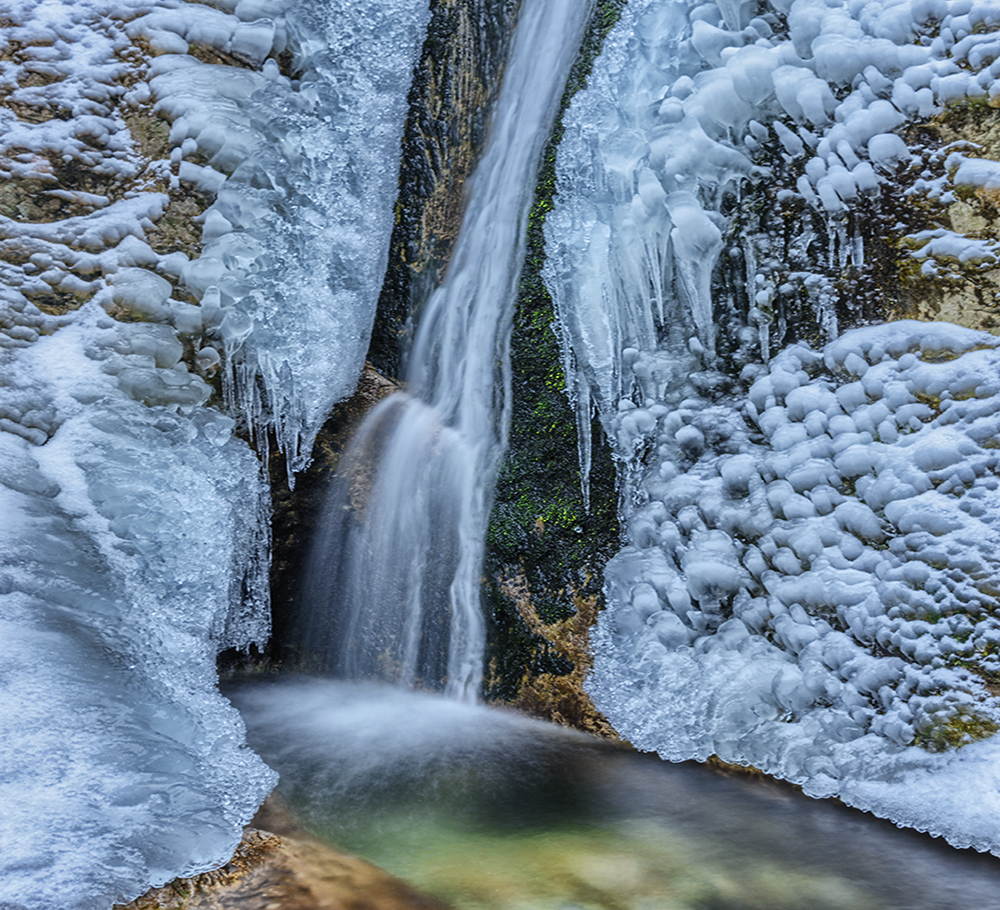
9;0;1000;905
265;0;1000;905
230;677;1000;910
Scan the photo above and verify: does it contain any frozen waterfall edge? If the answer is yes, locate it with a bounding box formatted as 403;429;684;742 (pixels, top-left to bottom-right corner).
0;0;428;905
545;0;1000;853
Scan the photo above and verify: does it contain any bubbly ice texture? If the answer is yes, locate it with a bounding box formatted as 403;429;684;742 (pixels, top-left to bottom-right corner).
544;0;1000;851
0;0;426;904
593;322;1000;850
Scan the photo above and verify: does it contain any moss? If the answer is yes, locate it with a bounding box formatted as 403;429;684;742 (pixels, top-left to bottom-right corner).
913;708;1000;752
482;0;625;724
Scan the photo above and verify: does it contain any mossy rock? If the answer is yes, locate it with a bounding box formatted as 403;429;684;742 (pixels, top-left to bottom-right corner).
482;0;626;732
888;99;1000;333
370;0;519;378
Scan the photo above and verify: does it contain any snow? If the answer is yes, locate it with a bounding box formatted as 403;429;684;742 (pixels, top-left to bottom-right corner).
545;0;1000;854
0;309;276;909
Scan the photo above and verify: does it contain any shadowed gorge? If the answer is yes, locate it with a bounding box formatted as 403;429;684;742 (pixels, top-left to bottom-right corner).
288;0;594;701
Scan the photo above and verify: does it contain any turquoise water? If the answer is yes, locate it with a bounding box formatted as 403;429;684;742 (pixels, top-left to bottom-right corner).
230;678;1000;910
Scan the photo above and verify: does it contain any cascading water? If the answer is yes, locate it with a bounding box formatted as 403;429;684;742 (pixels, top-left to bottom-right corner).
11;0;1000;905
297;0;594;700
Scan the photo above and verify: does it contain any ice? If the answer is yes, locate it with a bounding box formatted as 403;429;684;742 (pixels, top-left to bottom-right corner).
0;0;430;904
545;0;1000;854
139;0;429;474
0;312;275;909
586;322;1000;851
868;131;911;168
947;151;1000;190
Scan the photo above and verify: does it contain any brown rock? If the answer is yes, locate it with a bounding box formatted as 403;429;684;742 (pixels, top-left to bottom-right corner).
117;799;452;910
890;99;1000;334
489;570;618;738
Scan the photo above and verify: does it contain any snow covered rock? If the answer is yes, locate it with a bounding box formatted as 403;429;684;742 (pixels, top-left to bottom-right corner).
0;0;426;905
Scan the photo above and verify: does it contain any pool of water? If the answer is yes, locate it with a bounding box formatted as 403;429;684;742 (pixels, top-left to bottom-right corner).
229;678;1000;910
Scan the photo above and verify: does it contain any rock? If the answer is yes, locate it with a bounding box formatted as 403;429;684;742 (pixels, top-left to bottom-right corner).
890;99;1000;334
117;799;453;910
256;362;399;671
481;2;627;734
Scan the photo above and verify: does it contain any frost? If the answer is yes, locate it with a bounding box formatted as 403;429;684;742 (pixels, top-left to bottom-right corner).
0;0;428;904
545;0;1000;852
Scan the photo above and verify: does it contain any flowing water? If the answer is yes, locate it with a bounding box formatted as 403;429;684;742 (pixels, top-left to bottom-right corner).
295;0;594;700
231;678;1000;910
11;0;1000;905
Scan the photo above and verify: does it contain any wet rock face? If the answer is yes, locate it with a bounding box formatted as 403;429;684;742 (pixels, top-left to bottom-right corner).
482;287;620;734
370;0;520;378
482;0;627;732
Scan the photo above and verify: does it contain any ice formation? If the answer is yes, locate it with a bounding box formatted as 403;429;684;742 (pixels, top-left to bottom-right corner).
0;0;425;906
141;0;430;472
545;0;1000;851
596;322;1000;849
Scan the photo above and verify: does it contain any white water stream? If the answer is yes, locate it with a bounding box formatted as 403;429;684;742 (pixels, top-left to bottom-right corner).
298;0;593;700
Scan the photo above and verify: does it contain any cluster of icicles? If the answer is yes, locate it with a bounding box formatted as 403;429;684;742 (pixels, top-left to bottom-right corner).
545;0;1000;853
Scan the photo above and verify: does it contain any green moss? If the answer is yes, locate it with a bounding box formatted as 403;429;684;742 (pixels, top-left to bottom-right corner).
483;0;624;714
913;708;999;752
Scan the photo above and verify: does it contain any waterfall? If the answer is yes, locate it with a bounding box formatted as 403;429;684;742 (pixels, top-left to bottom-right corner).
298;0;594;700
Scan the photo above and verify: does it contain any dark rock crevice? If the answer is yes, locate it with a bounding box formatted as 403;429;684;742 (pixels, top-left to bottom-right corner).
262;0;521;672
